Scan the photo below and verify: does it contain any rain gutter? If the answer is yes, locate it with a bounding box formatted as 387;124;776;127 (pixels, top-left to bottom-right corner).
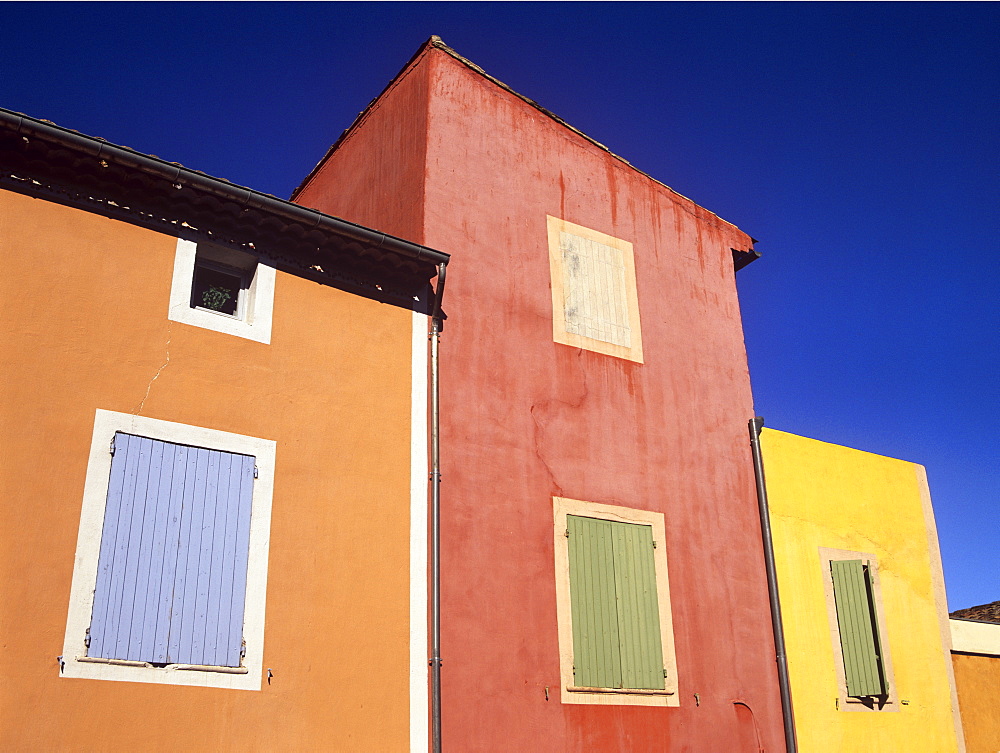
0;106;449;268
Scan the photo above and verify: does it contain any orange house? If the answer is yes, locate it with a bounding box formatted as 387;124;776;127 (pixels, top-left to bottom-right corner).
950;609;1000;752
0;108;447;750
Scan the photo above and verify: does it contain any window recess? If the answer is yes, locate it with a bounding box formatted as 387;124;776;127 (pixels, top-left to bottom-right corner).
553;497;678;707
191;258;250;318
168;238;275;344
63;410;275;690
821;548;897;711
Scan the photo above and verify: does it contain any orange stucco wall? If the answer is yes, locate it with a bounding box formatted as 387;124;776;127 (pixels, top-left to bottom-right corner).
953;653;1000;752
0;189;417;750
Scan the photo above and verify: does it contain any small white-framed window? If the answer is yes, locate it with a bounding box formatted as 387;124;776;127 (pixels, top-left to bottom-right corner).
62;410;276;691
552;497;678;706
168;238;275;344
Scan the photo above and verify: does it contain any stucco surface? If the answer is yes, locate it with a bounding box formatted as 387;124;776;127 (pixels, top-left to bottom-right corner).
294;52;429;243
952;652;1000;753
762;428;962;752
0;189;416;751
423;48;784;753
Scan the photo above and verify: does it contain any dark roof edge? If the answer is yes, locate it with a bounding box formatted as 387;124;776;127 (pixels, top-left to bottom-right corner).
950;616;1000;625
0;106;449;268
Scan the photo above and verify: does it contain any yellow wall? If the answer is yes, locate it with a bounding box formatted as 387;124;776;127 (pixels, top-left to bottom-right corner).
0;189;417;750
761;428;963;752
952;650;1000;752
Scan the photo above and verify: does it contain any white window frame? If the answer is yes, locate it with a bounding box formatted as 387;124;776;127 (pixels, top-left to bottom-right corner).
62;409;276;690
168;238;275;344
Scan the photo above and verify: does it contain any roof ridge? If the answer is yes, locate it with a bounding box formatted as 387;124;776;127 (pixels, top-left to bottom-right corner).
292;36;753;241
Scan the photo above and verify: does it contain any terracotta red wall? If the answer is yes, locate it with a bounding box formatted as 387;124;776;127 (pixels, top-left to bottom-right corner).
294;53;429;242
298;42;785;752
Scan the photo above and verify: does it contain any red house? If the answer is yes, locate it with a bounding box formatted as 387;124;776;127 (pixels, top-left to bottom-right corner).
295;37;785;752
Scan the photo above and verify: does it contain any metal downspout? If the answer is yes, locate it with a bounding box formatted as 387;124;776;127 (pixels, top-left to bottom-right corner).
749;417;798;753
429;263;446;753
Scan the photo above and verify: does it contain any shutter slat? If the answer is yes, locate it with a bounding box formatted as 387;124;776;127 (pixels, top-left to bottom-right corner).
168;446;203;663
131;440;169;660
203;451;233;665
611;522;637;689
89;433;133;658
113;435;150;660
175;447;208;663
190;450;222;665
222;454;255;667
127;439;166;661
212;454;239;667
152;444;189;662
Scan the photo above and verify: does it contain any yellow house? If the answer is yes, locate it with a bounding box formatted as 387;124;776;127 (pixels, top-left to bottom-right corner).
760;428;964;752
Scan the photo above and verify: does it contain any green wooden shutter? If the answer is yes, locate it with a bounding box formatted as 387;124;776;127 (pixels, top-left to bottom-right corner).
568;515;664;690
568;515;622;689
830;559;886;697
612;521;665;690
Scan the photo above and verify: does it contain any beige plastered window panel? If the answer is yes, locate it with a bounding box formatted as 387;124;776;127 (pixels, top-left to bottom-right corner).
552;496;678;706
819;547;899;712
547;216;643;363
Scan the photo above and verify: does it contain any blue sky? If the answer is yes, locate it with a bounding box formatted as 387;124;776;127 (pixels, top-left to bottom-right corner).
2;3;996;609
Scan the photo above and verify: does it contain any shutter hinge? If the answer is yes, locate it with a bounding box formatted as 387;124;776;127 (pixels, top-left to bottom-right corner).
240;640;246;659
253;465;259;479
663;668;668;678
565;529;570;538
652;540;657;549
110;436;116;456
84;629;91;649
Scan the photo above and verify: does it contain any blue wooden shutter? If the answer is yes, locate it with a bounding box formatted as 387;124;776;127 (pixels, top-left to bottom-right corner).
88;433;255;667
831;559;886;697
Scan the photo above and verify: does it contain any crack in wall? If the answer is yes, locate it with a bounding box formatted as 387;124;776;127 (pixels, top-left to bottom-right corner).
529;350;591;497
134;326;171;416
